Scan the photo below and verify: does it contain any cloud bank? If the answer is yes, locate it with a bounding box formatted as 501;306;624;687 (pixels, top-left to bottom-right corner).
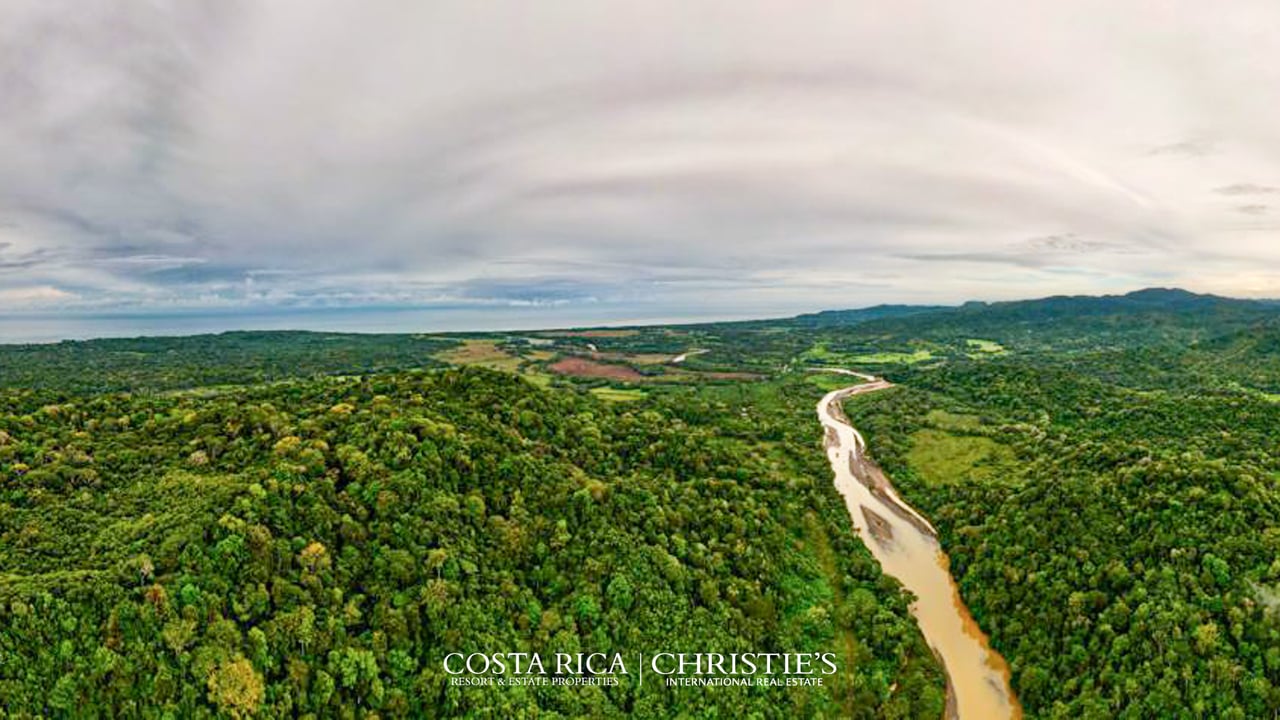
3;0;1280;326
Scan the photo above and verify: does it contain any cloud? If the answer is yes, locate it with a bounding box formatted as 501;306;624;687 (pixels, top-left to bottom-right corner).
1147;139;1217;158
1215;184;1279;196
4;0;1280;328
0;285;78;306
1024;234;1121;253
0;235;64;270
899;233;1147;269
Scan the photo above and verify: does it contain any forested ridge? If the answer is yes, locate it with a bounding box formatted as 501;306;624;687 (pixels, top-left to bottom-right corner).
0;331;455;394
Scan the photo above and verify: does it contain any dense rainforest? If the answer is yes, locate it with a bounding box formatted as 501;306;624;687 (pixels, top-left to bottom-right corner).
0;331;455;394
5;287;1280;718
0;365;941;718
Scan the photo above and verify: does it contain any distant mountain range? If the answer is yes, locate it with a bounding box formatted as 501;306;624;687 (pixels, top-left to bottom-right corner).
788;288;1280;350
794;288;1271;327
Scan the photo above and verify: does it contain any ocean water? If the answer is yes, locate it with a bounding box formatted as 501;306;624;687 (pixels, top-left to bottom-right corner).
0;306;758;345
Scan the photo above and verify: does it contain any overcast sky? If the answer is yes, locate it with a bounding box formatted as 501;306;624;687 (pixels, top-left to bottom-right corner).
3;0;1280;332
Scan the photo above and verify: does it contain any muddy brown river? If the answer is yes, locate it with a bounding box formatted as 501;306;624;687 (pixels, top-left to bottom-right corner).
817;375;1021;719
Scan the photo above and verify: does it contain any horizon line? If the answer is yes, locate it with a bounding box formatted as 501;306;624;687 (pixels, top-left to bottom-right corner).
0;285;1268;347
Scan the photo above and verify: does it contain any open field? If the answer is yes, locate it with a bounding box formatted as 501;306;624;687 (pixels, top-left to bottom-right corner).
847;349;934;364
965;338;1007;354
905;429;1014;485
589;387;647;402
802;341;935;366
806;373;856;392
548;356;645;381
596;352;675;365
435;339;524;372
923;409;984;431
672;369;763;381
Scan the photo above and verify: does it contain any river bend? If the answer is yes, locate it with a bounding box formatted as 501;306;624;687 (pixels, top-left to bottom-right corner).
817;375;1021;719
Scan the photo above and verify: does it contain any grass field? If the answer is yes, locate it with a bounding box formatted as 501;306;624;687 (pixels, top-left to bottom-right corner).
905;428;1014;485
802;342;935;366
589;387;647;402
847;349;934;364
587;351;675;365
965;338;1007;355
806;373;857;391
923;409;984;431
522;372;554;387
435;339;524;372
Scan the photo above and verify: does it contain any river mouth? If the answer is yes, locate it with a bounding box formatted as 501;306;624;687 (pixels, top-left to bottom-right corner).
817;379;1022;720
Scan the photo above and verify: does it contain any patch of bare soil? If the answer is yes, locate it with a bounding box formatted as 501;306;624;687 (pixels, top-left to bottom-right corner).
547;357;645;381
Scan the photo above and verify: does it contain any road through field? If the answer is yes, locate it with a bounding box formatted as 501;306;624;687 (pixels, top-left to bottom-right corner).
817;375;1021;720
